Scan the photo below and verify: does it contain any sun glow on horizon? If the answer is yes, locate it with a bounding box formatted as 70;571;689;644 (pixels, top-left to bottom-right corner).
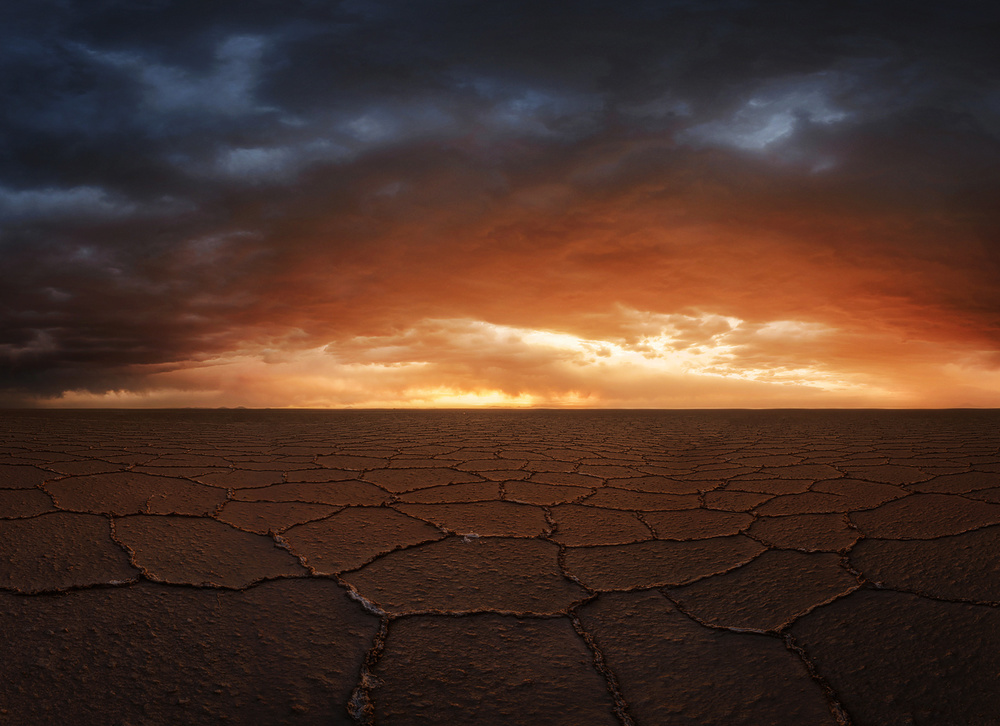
4;3;999;412
31;308;982;409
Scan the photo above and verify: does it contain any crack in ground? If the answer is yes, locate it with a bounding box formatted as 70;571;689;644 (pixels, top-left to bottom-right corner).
858;582;1000;609
569;612;637;726
783;632;854;726
348;617;389;725
3;412;1000;723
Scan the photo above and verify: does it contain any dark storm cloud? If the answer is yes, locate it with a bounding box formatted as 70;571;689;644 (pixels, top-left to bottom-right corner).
2;0;1000;403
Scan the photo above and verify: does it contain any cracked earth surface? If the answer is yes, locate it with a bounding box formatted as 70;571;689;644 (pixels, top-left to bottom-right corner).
1;409;999;725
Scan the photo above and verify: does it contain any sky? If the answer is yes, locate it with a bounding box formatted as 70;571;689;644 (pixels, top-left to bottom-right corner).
2;0;999;408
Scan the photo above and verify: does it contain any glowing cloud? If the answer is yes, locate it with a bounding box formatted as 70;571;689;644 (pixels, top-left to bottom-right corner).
2;1;998;408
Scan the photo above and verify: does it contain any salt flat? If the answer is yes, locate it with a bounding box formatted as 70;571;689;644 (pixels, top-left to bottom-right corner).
1;409;999;725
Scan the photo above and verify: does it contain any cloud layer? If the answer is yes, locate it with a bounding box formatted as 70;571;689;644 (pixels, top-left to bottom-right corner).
2;0;999;406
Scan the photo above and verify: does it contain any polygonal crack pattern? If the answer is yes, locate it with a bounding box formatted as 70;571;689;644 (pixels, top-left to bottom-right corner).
372;615;620;725
577;590;837;725
791;589;1000;725
342;537;589;615
664;549;861;632
1;512;139;592
0;579;379;724
113;515;307;588
1;408;999;724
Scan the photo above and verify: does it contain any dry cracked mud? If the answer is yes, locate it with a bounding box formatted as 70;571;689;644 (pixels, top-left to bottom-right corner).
1;408;999;724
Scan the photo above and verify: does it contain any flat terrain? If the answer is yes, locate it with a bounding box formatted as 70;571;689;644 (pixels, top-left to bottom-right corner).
2;409;999;725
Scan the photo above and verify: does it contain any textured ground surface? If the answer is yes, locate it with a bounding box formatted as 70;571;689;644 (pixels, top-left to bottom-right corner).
1;409;999;725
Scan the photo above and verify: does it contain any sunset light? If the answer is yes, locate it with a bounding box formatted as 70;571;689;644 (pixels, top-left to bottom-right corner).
2;1;998;409
4;4;1000;724
31;311;997;409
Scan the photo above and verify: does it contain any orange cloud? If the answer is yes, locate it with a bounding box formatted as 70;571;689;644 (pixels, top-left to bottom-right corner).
42;309;1000;408
22;139;1000;408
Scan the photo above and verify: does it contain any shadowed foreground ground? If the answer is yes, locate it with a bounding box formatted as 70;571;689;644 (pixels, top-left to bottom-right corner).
2;409;999;725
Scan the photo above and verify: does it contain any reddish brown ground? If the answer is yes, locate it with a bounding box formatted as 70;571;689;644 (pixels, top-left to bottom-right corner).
2;409;999;725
